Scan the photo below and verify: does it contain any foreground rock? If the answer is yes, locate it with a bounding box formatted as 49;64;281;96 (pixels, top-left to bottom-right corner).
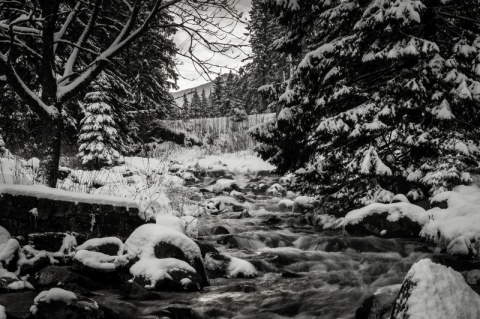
391;259;480;319
355;284;401;319
122;224;208;291
30;287;103;319
344;203;428;238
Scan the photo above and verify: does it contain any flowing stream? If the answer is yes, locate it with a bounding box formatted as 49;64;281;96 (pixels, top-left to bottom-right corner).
0;169;436;319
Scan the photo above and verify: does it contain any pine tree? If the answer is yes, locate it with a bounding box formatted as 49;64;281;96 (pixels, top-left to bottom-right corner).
78;75;121;170
190;89;202;119
211;76;224;117
182;93;190;119
200;88;209;117
247;0;290;113
251;0;480;212
221;71;237;116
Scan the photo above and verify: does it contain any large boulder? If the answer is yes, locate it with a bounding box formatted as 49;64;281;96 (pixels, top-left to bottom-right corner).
123;224;208;290
34;266;102;290
71;237;125;287
129;257;203;291
391;259;480;319
30;288;103;319
344;203;428;238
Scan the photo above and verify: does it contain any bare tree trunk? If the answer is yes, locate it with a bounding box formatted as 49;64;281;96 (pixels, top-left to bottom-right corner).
40;104;63;188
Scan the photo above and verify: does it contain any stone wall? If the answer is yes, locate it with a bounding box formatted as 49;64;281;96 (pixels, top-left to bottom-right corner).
0;192;143;240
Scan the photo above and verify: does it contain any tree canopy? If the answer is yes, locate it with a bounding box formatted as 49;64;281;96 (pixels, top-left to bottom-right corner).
250;0;480;213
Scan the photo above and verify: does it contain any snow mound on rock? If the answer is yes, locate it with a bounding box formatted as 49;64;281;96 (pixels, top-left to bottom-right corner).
76;237;123;255
130;257;196;289
74;250;116;271
392;259;480;319
212;179;238;193
124;224;201;263
31;288;77;314
226;257;257;278
344;202;428;225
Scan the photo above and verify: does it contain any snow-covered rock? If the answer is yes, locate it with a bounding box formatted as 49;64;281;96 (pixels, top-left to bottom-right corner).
129;257;202;291
391;259;480;319
467;269;480;285
73;250;117;272
344;202;428;238
226;257;257;278
293;196;314;213
212;179;239;193
446;235;476;256
391;194;410;203
356;284;401;319
204;253;257;279
230;190;246;200
125;224;201;263
28;232;77;253
34;266;100;290
0;305;5;319
0;238;20;270
124;224;207;288
76;237;123;256
30;288;102;319
278;199;294;212
266;183;285;196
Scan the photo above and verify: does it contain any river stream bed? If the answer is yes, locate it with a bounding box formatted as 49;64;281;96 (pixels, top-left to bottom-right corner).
0;169;439;319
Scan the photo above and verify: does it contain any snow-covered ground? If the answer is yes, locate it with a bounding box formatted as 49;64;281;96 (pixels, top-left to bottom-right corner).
0;146;274;221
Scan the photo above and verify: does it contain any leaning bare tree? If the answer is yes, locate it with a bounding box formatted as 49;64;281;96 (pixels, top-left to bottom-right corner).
0;0;246;187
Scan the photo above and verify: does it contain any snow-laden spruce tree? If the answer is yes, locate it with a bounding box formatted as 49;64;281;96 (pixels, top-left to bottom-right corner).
251;0;480;213
78;77;121;170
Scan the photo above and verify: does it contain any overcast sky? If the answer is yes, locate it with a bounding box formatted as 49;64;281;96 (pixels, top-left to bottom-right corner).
172;0;252;92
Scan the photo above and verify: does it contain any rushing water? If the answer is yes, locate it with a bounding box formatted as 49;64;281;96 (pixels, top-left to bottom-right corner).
0;170;436;319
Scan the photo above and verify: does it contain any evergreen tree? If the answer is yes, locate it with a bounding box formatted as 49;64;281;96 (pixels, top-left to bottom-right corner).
190;89;202;119
182;93;190;119
221;71;237;115
78;75;121;169
247;0;290;113
251;0;480;213
200;89;209;116
211;76;224;117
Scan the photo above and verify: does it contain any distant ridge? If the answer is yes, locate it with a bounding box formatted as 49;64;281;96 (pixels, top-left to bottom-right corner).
171;74;229;106
171;82;214;106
